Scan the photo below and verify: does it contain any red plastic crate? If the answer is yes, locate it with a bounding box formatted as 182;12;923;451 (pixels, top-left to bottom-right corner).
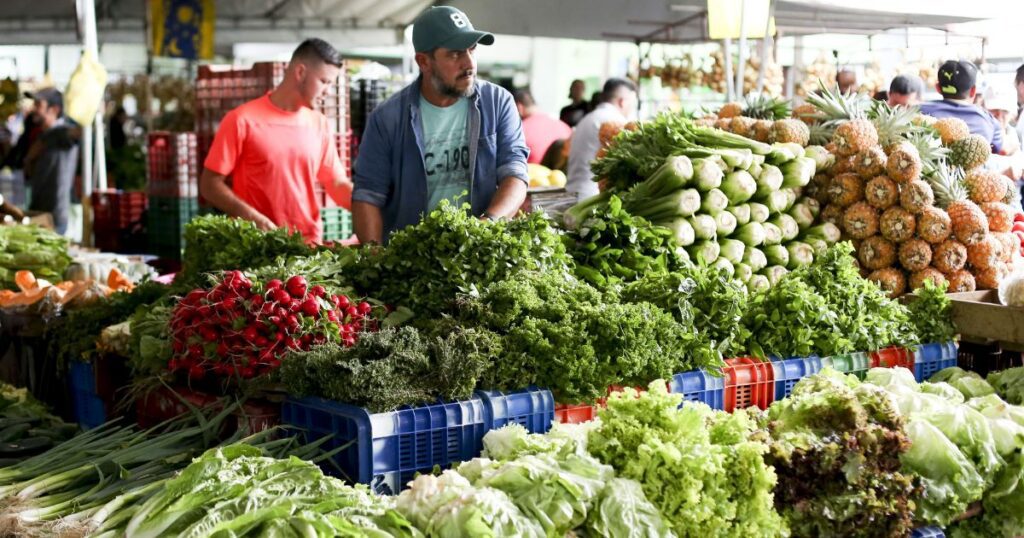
91;190;147;231
723;357;775;412
554;403;596;424
135;386;219;428
870;346;914;370
147;132;198;198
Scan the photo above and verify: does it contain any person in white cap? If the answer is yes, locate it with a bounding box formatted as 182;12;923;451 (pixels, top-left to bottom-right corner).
984;85;1023;184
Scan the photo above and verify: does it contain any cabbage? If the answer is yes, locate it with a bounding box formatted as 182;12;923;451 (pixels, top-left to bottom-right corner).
952;376;996;400
584;478;677;538
901;419;987;526
988;366;1024;405
920;382;966;404
924;405;1004;480
930;366;977;384
864;367;919;391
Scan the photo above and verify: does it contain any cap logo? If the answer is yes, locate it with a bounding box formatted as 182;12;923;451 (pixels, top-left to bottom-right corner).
942;71;953;81
450;12;468;28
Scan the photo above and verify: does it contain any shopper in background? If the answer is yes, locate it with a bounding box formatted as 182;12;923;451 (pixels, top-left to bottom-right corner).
200;38;352;243
23;88;78;235
837;69;858;94
920;60;1004;154
1014;64;1024;143
108;106;128;151
352;6;528;245
514;89;571;165
559;79;589;127
566;78;638;201
887;74;924;108
984;86;1020;155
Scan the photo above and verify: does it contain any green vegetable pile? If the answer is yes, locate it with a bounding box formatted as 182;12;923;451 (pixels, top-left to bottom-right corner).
587;381;785;537
766;369;918;537
454;271;710;402
986;366;1024;406
0;225;71;290
180;215;311;286
279;325;499;412
354;201;572;317
742;242;917;358
905;280;958;345
0;382;77;464
565;195;688;289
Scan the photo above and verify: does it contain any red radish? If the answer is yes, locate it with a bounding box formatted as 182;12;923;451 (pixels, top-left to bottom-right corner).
286;275;308;297
266;279;283;290
357;301;372;315
310;285;326;297
336;295;351;309
301;298;320;317
345;306;359;319
188;365;205;380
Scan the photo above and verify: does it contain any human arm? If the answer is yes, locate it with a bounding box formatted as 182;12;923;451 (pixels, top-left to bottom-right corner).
316;121;353;210
491;88;530;216
199;168;275;230
353;201;384;244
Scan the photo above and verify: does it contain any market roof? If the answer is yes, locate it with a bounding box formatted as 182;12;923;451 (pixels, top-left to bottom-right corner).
0;0;993;47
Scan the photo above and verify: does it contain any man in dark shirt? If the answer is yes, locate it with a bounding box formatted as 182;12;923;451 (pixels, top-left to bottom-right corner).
24;88;78;235
919;60;1003;154
559;79;589;127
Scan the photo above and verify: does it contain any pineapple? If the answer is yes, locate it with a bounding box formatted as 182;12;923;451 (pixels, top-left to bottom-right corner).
719;102;744;119
828;173;865;207
770;119;810;145
910;268;947;290
808;174;832;205
870;102;920;148
946;269;977;292
695;118;716;128
880;206;916;243
715;118;732;130
792;103;818;125
904;131;949;177
865;176;899;210
975;265;1007;290
966;234;1002;269
830;156;857;176
934;117;970;144
858;236;897;270
832;119;879;157
932;240;968;273
927;163;966;209
885;142;922;183
843;202;880;239
854;146;887;179
898;238;933;272
949;199;990;245
917;207;952;244
821;204;844;226
729;117;756;138
868;268;907;299
753;119;774;143
899;180;935;214
965;169;1007;204
980;202;1014;232
992;232;1016;263
948;134;991;171
1001;175;1022;208
913;114;937;128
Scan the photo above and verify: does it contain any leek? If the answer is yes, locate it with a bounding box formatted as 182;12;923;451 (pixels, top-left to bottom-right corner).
692;158;724;192
761;190;791;214
786;241;815;268
700;189;730;215
780;157;816;188
764;244;790;267
769;214;800;242
804;145;835;172
743;246;768;271
755;165;784;199
688;240;720;264
806;237;829;256
763;222;783;246
735;222;766;247
734;262;753;283
767;144;798;164
666;218;695;246
721;170;757;204
627;188;701;221
720;239;746;264
712;257;735;277
802;222;842;244
748;274;771;292
788;202;815;229
749;203;770;223
727;204;751;226
563;191;613;230
715;211;738;237
688;214;717;241
747;161;763;179
763;265;789;286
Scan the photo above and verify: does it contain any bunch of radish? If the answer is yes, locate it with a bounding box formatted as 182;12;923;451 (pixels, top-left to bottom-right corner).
168;270;378;380
1012;213;1024;258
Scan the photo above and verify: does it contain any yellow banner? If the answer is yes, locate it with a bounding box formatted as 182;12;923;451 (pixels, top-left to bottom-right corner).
150;0;215;60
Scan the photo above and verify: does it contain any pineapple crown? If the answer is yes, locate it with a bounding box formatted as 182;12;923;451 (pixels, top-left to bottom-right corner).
869;101;928;148
804;80;871;122
742;94;792;120
927;162;968;208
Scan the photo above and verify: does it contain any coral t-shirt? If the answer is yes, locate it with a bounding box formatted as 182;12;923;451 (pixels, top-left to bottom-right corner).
204;94;351;243
521;112;572;164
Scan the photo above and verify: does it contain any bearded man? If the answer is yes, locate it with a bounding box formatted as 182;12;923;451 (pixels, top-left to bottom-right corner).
351;6;529;244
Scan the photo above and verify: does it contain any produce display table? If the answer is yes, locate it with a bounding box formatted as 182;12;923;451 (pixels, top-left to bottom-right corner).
948;290;1024;351
0;309;61;409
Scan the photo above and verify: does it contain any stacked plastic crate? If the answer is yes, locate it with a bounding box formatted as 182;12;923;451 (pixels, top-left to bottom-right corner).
145;131;199;258
317;73;353;241
90;189;147;253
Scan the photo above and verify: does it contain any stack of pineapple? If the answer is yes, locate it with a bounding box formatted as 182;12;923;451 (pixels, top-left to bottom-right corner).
711;95;812;146
803;88;1021;297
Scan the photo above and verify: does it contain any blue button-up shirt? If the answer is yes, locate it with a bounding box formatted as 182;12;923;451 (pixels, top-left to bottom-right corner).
352;78;529;241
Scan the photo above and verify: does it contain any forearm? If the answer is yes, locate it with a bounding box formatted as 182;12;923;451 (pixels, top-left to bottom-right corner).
199;169;264;221
486;177;528;218
353;201;384;244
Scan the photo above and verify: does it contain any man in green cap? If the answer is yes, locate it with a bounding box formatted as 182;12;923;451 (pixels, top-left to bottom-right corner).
352;6;529;243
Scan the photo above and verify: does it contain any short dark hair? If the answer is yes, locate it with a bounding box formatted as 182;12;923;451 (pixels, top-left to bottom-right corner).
291;38;343;67
513;89;535;107
1016;64;1024;86
889;74;923;96
601;77;637;102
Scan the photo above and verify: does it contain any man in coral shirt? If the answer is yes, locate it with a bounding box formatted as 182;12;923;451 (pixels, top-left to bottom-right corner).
201;39;352;243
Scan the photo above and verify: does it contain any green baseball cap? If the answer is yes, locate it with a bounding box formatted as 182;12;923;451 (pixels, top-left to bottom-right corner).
412;6;494;53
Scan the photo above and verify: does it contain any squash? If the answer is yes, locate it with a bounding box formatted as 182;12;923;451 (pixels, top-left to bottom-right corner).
14;271;36;291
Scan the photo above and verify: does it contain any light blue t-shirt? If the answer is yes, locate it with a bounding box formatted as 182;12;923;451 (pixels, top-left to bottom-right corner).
419;96;471;211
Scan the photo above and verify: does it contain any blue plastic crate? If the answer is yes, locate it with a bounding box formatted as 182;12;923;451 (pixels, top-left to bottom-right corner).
770;355;823;400
669;369;725;410
911;527;944;538
914;341;960;382
281;396;488;495
68;360;105;429
475;387;554;434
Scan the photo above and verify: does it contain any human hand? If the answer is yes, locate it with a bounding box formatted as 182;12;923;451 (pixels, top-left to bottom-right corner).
251;212;277;231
